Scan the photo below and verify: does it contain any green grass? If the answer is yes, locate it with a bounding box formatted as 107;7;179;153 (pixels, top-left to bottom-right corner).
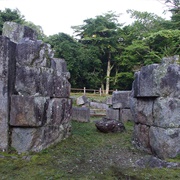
0;121;179;180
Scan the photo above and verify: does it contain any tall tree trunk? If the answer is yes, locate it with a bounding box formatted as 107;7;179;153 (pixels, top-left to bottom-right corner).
101;83;105;94
106;52;111;95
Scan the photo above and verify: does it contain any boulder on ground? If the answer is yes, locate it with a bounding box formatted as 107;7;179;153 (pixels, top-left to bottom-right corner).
95;118;125;133
112;91;131;109
72;107;90;122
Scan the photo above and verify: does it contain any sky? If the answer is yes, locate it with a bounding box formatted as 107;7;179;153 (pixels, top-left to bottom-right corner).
0;0;171;36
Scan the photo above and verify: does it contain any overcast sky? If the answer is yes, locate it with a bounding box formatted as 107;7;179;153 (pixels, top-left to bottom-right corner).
0;0;171;36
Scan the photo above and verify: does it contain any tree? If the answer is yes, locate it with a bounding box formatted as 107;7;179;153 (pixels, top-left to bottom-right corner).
145;29;180;57
158;0;180;29
0;8;25;34
72;12;123;94
46;33;102;88
126;10;167;38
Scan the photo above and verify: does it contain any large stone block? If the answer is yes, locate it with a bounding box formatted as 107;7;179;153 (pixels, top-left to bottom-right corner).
15;66;70;97
133;124;151;154
11;97;72;153
38;67;55;97
149;126;180;159
10;95;49;127
53;74;71;98
76;96;88;105
15;66;41;95
105;96;112;105
11;123;71;153
153;97;180;128
133;64;159;97
106;108;119;120
159;64;180;98
120;109;133;122
72;107;90;122
112;91;131;109
46;98;72;126
133;56;180;98
129;97;154;125
16;38;53;68
2;22;37;43
51;58;67;72
0;36;16;150
90;102;109;109
0;97;9;150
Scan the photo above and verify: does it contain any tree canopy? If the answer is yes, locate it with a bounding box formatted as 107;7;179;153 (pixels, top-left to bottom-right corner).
1;7;179;93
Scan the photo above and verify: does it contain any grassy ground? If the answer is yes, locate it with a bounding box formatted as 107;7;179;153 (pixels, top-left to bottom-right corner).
0;120;180;180
70;92;111;103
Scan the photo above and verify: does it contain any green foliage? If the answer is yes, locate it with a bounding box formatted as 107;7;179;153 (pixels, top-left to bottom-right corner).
2;8;177;91
145;30;180;57
127;10;166;37
72;12;125;92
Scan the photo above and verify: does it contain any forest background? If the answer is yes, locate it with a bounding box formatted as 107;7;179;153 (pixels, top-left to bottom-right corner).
0;0;179;94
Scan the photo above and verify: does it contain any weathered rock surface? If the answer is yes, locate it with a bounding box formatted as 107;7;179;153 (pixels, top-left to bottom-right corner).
76;96;88;105
112;91;131;109
133;64;159;97
95;118;125;133
16;38;53;68
153;97;180;128
106;108;119;121
136;155;180;168
72;107;90;122
120;109;133;122
11;123;71;153
105;96;112;105
46;98;72;126
131;55;180;159
130;97;155;126
10;95;49;127
133;124;151;154
149;127;180;159
2;22;37;43
132;56;180;98
0;22;72;152
0;36;16;150
90;102;109;109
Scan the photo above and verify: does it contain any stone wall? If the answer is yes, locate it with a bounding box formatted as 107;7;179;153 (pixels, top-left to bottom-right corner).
0;22;72;153
130;56;180;159
106;91;133;122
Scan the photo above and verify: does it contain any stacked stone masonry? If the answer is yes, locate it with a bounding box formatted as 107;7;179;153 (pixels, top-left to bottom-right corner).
0;22;72;153
130;55;180;159
106;91;133;122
